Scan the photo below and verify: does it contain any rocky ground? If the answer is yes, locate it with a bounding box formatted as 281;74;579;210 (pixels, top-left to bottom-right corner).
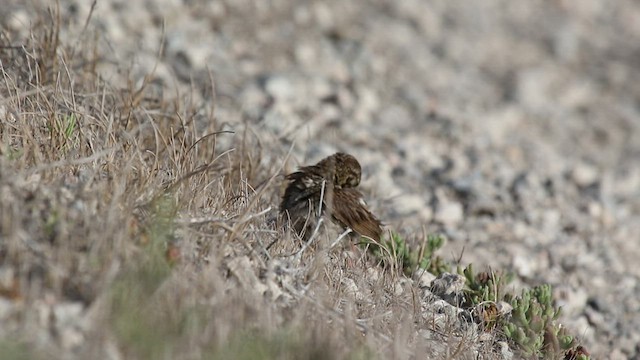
2;0;640;359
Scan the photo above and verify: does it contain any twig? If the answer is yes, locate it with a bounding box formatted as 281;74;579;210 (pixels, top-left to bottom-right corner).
241;206;271;222
292;177;329;259
293;217;324;261
318;179;326;217
25;147;117;175
175;216;227;225
330;228;353;249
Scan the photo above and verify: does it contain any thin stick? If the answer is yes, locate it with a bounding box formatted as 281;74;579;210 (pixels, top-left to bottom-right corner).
318;179;326;217
330;228;353;249
294;218;324;261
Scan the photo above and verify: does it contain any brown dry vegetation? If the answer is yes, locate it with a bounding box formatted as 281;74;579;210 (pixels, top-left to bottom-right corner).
1;5;590;360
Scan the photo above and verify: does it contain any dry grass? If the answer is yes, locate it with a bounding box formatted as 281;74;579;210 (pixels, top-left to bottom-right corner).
0;6;521;360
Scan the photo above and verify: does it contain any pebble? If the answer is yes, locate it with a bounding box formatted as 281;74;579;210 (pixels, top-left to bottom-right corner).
413;268;436;288
435;201;464;226
53;302;84;326
572;163;599;187
429;272;466;305
0;298;13;321
265;75;295;102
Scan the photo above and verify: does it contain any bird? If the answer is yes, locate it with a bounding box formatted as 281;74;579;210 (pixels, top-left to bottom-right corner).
280;152;382;242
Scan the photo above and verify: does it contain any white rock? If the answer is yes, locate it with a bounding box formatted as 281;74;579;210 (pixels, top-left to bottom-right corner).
0;298;13;321
6;10;30;32
392;282;403;296
60;327;84;350
53;302;84;326
429;272;466;302
512;254;535;278
435;201;464;226
265;76;295;102
310;76;333;100
553;285;588;316
413;269;436;288
497;341;514;360
228;256;268;296
341;278;363;301
366;268;381;282
496;301;513;316
572;163;599;187
391;194;425;217
609;348;628;360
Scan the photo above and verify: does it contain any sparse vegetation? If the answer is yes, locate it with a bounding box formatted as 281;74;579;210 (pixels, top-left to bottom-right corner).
461;265;587;359
366;232;590;358
365;232;449;276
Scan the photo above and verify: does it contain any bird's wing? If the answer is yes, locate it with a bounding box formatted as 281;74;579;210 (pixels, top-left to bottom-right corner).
280;171;325;212
331;188;382;241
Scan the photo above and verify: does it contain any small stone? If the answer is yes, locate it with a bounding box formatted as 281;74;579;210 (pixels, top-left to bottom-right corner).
588;201;602;218
240;84;269;119
413;269;436;288
0;267;17;297
265;75;295;102
0;106;18;123
0;298;13;321
366;268;381;282
512;254;535;278
571;163;599;187
430;272;466;305
265;276;284;302
391;193;425;217
496;301;513;316
53;302;84;326
310;76;333;100
353;87;380;123
341;278;363;301
435;201;464;226
228;256;268;296
497;341;514;360
554;285;588;316
394;282;404;296
609;348;627;360
262;108;298;135
422;299;475;335
6;10;30;32
541;209;561;234
60;327;84;350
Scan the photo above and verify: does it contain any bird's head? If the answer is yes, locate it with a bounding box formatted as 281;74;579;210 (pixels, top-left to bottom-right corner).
331;153;361;189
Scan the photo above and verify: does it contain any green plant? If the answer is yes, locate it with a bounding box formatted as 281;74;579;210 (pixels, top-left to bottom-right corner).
2;146;23;161
47;113;79;151
503;285;577;357
364;232;449;275
0;340;34;360
460;265;587;359
460;264;512;305
109;194;178;358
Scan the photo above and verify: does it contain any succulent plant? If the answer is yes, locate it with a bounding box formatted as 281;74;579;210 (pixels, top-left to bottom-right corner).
366;232;449;275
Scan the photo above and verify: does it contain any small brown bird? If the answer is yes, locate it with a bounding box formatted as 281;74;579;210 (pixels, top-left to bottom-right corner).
280;152;382;242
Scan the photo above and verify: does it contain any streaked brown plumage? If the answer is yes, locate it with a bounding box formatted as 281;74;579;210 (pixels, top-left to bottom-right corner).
331;187;383;241
280;152;382;241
